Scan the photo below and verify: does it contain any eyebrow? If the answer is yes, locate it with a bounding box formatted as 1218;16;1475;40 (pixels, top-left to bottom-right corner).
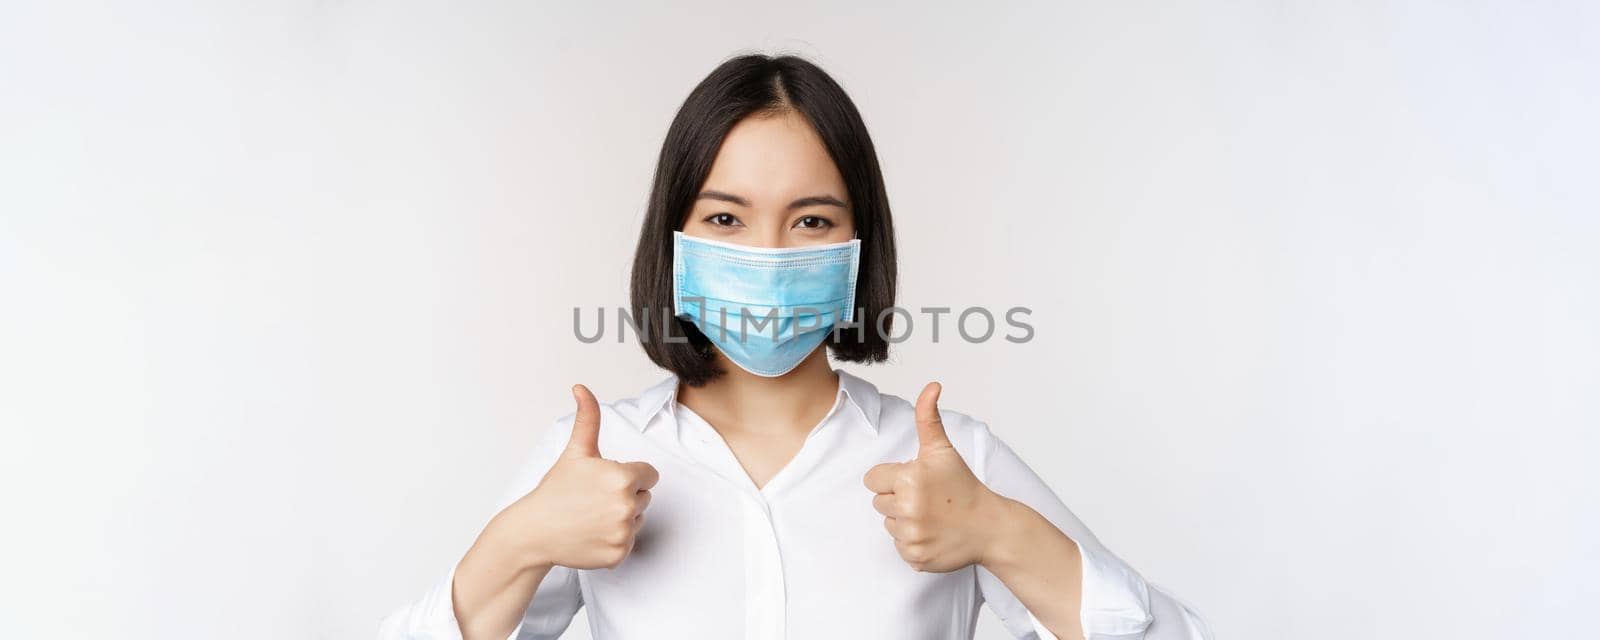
697;190;848;210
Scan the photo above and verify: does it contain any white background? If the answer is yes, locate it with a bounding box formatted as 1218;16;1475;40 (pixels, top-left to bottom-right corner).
3;2;1596;638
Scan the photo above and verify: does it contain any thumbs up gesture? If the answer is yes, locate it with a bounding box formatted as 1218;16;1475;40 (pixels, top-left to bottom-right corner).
491;384;659;570
864;382;1007;573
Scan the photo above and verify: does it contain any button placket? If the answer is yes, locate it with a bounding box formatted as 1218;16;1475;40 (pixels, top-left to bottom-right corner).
675;412;789;638
673;398;862;640
742;494;786;640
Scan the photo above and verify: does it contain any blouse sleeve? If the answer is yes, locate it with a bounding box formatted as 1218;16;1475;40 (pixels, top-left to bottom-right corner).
377;418;586;640
965;417;1210;640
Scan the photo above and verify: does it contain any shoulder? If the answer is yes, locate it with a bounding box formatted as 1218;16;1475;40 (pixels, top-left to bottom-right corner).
558;375;679;431
536;376;678;449
872;385;1002;465
840;369;994;442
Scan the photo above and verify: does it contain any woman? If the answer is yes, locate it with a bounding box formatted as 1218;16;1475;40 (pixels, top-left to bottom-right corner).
380;54;1209;640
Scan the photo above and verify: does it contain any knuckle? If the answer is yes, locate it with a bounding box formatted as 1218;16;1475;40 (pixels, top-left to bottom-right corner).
900;523;925;542
601;549;627;568
900;548;930;571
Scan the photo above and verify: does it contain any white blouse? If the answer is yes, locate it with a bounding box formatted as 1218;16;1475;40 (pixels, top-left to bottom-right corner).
379;370;1209;640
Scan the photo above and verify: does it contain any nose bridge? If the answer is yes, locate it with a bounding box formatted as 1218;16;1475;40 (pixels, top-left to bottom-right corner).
750;207;787;248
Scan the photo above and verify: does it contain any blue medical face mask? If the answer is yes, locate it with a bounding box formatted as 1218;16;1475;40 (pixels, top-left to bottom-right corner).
673;231;861;377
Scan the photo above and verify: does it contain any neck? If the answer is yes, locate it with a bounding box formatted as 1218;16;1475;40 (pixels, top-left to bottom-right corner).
677;347;841;436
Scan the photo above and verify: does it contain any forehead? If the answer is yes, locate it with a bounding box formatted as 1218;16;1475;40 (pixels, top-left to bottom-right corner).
701;111;846;201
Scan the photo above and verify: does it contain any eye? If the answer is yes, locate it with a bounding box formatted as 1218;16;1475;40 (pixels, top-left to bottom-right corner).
704;213;743;228
793;215;835;230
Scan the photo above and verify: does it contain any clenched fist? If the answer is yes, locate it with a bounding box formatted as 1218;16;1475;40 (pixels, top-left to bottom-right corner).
864;382;1010;573
488;384;659;571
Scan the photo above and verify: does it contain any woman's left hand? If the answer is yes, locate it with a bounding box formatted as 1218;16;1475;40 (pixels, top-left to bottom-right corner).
864;381;1015;573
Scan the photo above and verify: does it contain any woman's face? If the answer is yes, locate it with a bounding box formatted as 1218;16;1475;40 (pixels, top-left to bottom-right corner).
682;110;855;247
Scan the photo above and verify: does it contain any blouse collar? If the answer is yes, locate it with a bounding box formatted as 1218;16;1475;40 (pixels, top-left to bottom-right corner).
615;368;882;434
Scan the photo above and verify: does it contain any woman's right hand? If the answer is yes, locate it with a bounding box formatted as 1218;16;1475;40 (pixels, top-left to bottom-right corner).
482;384;659;571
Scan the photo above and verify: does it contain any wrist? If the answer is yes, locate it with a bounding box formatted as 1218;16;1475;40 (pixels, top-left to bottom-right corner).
480;511;556;572
977;493;1036;573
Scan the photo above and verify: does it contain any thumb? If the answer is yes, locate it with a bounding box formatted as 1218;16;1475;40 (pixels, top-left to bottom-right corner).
564;384;603;458
914;381;952;453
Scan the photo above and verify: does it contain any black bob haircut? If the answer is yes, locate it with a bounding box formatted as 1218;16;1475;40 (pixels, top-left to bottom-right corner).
629;53;897;387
